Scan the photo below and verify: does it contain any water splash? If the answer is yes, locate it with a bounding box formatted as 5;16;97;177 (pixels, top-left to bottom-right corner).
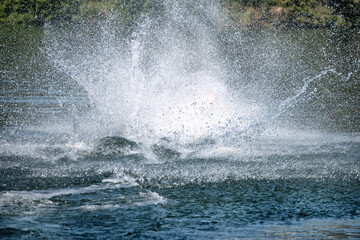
43;1;263;145
225;68;340;139
37;0;359;159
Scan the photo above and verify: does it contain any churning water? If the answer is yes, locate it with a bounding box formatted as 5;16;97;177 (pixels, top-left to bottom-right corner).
1;1;360;239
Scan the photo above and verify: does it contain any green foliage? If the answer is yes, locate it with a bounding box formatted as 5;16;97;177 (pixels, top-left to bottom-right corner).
223;0;359;28
328;0;360;27
0;0;81;25
0;0;161;26
0;0;359;28
113;0;160;26
275;0;336;28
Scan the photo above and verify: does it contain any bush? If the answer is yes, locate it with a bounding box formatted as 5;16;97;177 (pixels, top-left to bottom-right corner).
0;0;359;28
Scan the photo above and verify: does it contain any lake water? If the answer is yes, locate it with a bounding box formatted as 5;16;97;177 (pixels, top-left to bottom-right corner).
1;2;360;239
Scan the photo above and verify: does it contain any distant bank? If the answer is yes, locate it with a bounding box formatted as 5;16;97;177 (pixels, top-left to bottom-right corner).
0;0;359;28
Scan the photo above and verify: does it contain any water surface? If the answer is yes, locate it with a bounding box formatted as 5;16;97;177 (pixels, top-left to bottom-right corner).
1;2;359;239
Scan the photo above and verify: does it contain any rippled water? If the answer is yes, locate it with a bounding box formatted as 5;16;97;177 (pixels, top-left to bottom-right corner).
1;1;360;239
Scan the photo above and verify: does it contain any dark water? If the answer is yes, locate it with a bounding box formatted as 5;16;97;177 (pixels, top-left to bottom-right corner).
1;2;360;239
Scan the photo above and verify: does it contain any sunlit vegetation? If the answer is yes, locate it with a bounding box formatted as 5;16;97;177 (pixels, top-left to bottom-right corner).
224;0;360;28
0;0;359;28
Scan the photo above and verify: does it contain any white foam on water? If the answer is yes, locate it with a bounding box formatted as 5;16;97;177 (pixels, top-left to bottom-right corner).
135;191;167;206
102;175;139;187
77;190;166;211
0;179;141;215
1;183;121;202
78;204;120;211
0;139;92;161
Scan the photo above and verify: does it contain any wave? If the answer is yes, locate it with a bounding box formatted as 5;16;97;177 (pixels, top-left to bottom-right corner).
0;175;165;216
